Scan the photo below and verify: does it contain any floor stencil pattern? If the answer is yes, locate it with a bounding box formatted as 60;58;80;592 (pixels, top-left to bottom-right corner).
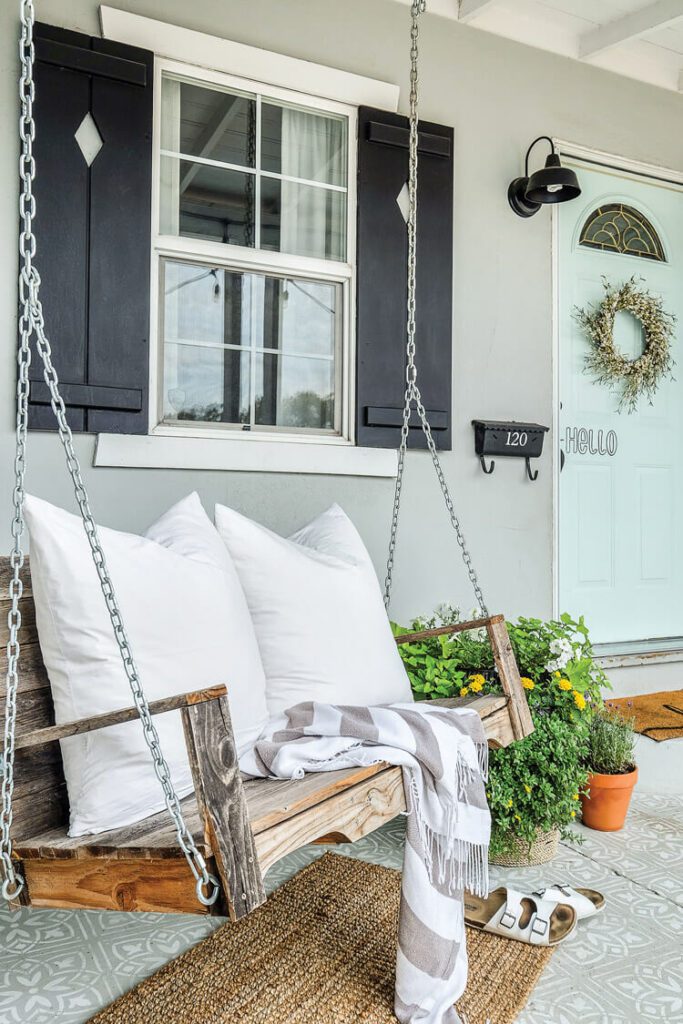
0;794;681;1024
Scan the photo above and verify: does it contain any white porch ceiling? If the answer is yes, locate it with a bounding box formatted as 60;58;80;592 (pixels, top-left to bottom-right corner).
390;0;683;92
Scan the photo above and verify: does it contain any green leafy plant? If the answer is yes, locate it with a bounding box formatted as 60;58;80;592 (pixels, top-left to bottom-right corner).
586;705;636;775
393;608;610;856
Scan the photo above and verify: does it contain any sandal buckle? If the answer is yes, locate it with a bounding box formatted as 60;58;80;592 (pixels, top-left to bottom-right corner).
531;917;548;937
500;910;516;929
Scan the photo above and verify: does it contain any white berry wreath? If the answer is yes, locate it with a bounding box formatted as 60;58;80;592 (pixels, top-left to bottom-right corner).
574;277;676;413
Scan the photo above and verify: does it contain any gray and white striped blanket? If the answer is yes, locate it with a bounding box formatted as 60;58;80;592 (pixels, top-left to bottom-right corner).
242;701;491;1024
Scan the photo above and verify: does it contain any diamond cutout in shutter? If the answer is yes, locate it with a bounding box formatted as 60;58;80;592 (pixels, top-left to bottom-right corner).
74;112;104;167
396;182;410;224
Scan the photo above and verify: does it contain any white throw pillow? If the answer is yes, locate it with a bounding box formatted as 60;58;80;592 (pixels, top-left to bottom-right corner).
25;492;268;836
214;503;413;717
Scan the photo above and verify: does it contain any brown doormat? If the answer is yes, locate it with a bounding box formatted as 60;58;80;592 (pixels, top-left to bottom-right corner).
610;689;683;742
89;852;554;1024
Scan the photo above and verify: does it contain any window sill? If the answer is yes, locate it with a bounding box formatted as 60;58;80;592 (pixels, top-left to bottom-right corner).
94;432;398;478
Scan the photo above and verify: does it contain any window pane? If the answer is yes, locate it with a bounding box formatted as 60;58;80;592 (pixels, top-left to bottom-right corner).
164;343;251;424
261;178;346;261
255;353;335;430
161;259;340;433
275;279;337;357
164;261;233;345
160;156;256;246
261;103;347;187
161;76;256;169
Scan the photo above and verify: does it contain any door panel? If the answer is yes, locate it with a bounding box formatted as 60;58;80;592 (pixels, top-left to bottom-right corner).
558;162;683;645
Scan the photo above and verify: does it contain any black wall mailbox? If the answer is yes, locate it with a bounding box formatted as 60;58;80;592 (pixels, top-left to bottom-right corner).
472;420;549;481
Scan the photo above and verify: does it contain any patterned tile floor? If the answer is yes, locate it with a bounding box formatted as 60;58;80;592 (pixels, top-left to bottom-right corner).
0;794;681;1024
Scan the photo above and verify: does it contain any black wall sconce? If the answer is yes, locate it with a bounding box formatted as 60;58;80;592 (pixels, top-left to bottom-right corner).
472;420;549;481
508;136;581;218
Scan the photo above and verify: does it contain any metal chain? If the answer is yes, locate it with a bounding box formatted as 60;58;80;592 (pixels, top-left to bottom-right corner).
243;100;256;248
1;0;219;908
0;0;35;904
383;0;489;618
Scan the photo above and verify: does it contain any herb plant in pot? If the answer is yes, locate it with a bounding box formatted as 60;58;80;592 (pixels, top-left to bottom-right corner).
581;705;637;832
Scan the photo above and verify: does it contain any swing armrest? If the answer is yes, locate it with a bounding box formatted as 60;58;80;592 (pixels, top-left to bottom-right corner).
395;614;534;741
394;614;504;645
14;685;228;751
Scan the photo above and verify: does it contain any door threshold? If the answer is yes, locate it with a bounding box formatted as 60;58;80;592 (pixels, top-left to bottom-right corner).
594;638;683;669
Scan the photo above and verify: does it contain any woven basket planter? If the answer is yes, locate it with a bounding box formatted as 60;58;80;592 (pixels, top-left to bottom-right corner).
489;828;560;867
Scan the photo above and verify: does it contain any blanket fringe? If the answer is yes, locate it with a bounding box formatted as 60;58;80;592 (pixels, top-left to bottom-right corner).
406;763;489;899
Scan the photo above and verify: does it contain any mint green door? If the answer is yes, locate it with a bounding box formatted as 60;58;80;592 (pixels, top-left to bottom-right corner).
558;161;683;646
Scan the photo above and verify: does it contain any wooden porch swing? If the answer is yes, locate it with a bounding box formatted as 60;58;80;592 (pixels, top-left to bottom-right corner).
0;562;532;916
1;0;533;918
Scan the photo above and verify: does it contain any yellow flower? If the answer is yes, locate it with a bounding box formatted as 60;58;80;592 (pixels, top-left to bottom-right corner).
521;677;535;691
571;810;576;818
573;691;587;712
554;671;561;678
572;793;579;801
524;784;532;794
506;799;513;808
557;678;572;691
460;687;469;697
515;814;521;822
468;674;485;693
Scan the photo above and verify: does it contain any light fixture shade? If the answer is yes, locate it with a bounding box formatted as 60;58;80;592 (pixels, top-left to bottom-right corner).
525;153;581;206
508;139;581;218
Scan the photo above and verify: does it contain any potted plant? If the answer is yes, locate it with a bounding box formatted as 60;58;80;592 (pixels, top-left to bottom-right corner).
394;608;608;865
581;705;637;832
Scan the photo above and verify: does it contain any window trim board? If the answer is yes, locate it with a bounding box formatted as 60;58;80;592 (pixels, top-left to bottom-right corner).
94;432;398;478
99;7;400;111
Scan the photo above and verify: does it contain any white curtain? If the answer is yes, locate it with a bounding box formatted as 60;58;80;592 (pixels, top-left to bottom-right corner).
280;108;344;260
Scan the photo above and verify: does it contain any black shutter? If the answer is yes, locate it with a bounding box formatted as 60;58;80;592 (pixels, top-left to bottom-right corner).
356;107;453;450
28;23;153;433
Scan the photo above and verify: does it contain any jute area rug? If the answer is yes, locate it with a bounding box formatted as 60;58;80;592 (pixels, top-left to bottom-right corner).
610;689;683;742
90;853;554;1024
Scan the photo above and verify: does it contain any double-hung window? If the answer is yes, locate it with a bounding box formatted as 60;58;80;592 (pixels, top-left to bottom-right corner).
153;62;354;440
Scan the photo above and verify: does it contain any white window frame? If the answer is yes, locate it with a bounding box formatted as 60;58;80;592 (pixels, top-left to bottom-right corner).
96;8;399;477
150;57;356;445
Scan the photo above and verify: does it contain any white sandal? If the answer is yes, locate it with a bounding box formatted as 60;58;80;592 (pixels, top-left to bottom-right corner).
531;884;605;920
464;887;577;946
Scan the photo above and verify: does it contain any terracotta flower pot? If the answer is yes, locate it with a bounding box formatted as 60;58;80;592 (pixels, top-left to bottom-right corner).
580;767;638;832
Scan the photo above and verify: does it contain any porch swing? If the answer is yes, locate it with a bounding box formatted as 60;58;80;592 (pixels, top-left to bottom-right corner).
0;0;533;918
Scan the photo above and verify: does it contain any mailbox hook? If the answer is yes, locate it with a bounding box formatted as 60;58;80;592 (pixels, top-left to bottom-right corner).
480;456;495;475
525;458;539;482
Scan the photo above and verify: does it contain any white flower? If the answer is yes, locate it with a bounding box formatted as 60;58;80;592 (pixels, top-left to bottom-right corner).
436;602;461;626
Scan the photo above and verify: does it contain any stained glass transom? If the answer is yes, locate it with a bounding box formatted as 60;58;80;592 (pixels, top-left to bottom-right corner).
579;203;665;262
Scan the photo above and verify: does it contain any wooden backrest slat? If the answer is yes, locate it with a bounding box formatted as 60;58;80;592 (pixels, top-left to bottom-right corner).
1;556;68;837
0;639;51;697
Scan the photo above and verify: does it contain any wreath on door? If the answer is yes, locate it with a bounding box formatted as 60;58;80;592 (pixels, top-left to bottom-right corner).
574;277;676;413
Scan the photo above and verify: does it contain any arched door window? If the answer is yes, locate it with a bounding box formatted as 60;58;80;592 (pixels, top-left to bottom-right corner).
579;203;665;262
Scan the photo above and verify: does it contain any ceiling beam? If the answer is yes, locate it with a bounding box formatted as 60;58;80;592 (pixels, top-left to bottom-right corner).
387;1;498;23
458;0;497;22
579;0;683;59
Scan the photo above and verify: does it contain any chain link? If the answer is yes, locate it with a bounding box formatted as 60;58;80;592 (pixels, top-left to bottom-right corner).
383;1;489;619
1;0;219;909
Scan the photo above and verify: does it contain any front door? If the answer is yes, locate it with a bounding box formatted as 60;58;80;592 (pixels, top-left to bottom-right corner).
558;159;683;647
